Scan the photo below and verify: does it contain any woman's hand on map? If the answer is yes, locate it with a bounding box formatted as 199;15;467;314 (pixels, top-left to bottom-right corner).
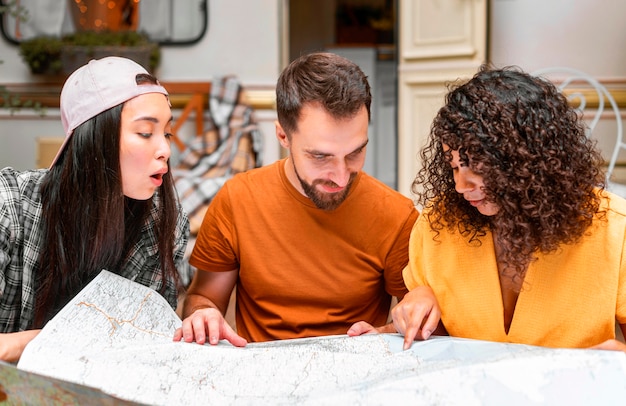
173;307;247;347
592;324;626;352
591;339;626;352
391;286;442;350
0;329;41;362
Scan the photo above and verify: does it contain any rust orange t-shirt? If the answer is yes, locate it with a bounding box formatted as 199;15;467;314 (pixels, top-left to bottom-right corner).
190;158;418;342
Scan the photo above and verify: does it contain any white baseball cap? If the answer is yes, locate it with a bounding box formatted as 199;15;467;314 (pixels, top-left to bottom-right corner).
51;56;169;168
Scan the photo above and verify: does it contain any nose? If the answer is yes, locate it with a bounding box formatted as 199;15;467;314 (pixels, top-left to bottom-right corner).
454;168;476;194
156;134;171;161
329;161;351;187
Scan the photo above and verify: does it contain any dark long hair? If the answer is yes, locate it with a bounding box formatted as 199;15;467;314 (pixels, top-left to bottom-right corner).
413;65;606;282
34;75;181;327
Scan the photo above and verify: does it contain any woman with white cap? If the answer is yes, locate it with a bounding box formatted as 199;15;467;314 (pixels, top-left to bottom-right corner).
0;56;189;362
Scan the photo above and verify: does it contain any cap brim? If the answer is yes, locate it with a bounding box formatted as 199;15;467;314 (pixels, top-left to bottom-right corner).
48;135;72;169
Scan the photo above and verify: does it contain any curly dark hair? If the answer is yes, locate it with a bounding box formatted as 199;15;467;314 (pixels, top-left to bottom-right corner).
413;64;606;282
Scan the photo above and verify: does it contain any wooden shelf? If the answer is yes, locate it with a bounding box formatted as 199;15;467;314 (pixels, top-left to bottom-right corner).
0;81;275;110
2;81;275;154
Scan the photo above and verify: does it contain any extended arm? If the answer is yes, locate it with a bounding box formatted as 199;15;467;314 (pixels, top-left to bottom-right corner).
173;268;247;347
0;330;41;363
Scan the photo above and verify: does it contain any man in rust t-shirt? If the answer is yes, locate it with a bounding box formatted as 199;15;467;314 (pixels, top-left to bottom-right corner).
174;52;418;347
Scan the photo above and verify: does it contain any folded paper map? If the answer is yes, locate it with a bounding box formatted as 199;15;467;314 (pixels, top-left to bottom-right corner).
16;271;626;405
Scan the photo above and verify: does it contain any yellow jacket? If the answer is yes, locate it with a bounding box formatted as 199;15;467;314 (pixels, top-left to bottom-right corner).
404;191;626;348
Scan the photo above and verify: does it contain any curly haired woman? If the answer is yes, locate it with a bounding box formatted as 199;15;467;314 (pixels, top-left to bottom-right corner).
351;65;626;353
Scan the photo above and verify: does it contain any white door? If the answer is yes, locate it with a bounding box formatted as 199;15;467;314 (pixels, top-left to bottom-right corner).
397;0;488;198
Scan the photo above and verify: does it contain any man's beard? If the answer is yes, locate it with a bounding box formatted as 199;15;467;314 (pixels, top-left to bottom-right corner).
293;164;357;211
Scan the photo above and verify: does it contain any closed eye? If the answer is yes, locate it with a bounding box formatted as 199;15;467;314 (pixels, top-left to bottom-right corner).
310;153;330;161
138;132;173;139
347;147;365;160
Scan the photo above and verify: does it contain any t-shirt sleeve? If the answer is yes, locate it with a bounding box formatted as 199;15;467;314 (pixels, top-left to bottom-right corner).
189;181;239;272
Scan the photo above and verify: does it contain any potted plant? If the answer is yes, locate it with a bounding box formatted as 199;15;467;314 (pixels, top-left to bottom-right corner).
17;0;158;77
17;35;63;75
59;30;160;75
18;30;160;76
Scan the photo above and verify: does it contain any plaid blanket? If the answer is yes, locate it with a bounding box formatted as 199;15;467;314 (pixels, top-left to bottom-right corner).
173;76;263;235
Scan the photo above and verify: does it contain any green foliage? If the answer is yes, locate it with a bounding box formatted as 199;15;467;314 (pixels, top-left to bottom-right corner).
2;3;159;114
0;85;45;115
0;0;29;22
0;0;44;114
18;31;161;75
18;36;63;74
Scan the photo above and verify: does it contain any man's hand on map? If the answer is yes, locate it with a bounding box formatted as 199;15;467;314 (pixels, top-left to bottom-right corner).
346;321;396;336
0;329;41;362
173;307;248;347
391;286;442;350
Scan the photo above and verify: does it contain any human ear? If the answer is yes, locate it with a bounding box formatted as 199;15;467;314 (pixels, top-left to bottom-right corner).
275;121;290;149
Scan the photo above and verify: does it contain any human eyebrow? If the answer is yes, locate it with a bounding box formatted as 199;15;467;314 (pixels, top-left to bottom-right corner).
135;116;156;123
306;139;369;158
133;115;173;124
348;139;369;156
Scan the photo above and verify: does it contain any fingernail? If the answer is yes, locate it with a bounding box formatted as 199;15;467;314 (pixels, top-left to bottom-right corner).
424;329;432;339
